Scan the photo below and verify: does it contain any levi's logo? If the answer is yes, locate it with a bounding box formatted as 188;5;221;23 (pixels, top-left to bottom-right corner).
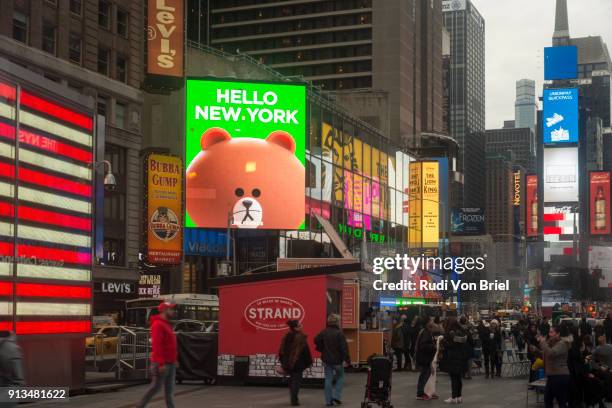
244;297;305;331
147;0;183;76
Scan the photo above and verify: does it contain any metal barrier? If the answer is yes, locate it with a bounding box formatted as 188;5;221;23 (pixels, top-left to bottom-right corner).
85;333;106;369
116;326;151;380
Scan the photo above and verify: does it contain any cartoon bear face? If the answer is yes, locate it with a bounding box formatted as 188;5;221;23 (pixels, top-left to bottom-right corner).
186;127;305;229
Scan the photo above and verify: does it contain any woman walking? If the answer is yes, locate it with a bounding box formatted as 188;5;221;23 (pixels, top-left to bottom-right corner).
279;320;313;406
440;318;471;404
538;324;572;408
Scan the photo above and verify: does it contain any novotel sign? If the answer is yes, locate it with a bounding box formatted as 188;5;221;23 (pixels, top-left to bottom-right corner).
513;171;521;207
244;297;305;331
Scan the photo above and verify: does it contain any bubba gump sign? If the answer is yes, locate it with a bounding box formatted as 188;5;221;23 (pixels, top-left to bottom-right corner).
145;154;183;264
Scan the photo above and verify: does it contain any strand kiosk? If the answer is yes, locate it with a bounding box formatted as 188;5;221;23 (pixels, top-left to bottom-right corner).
208;262;361;384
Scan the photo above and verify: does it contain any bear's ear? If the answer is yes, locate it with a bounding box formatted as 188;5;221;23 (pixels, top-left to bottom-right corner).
201;127;231;150
266;131;296;153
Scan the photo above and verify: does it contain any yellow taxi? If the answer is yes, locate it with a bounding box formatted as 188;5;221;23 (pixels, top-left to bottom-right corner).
85;326;120;355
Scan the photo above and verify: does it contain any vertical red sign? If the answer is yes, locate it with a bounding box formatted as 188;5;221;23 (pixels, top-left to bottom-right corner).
590;171;611;235
341;283;358;329
526;175;538;237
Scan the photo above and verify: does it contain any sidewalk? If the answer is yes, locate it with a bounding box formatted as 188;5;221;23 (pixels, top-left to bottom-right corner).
31;371;551;408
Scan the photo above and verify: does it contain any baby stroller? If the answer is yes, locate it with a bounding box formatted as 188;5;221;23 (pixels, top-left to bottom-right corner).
362;355;393;408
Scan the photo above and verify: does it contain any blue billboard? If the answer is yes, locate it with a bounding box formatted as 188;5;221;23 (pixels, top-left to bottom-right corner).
544;46;578;80
451;208;485;235
543;88;579;144
184;229;229;257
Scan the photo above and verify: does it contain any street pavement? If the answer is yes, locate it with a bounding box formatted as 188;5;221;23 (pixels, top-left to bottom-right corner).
30;370;611;408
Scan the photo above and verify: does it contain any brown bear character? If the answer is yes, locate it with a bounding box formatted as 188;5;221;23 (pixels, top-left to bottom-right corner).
186;127;305;229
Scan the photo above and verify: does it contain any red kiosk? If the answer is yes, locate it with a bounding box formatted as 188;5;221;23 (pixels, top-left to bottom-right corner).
210;262;360;383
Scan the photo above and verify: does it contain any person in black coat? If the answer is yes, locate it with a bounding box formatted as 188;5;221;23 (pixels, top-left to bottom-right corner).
567;326;587;408
579;316;593;339
479;320;503;378
603;312;612;344
415;317;437;400
279;320;313;406
401;315;413;371
440;318;471;403
410;316;423;370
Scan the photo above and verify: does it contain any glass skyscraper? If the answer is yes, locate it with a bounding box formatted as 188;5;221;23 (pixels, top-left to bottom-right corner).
515;79;537;132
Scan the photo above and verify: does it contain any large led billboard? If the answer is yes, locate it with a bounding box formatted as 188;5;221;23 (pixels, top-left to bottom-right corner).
544;46;578;80
0;79;93;335
543;147;579;203
526;175;538;237
185;79;306;229
408;161;439;248
589;246;612;288
589;171;611;235
451;208;485;235
543;88;579;144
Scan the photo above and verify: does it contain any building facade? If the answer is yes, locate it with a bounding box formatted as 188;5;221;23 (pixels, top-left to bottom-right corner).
515;79;536;132
186;0;445;148
442;0;485;206
0;0;144;316
485;153;522;295
485;127;536;174
143;45;420;297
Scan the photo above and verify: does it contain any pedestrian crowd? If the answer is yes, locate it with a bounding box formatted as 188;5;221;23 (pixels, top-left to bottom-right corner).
276;310;612;407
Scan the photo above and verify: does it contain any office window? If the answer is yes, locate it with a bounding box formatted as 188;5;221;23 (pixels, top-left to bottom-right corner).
117;9;129;38
70;0;82;15
12;12;28;44
115;102;126;128
116;55;127;83
69;33;82;64
98;0;110;29
97;95;108;117
97;48;110;75
42;23;56;55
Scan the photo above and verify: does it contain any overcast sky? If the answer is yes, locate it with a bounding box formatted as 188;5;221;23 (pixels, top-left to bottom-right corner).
470;0;612;129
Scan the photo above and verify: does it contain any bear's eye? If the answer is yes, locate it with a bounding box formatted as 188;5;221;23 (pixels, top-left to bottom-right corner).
235;188;244;197
252;189;261;197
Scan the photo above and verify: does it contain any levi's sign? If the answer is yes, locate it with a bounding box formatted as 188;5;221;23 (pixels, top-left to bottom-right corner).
147;0;184;77
244;297;305;331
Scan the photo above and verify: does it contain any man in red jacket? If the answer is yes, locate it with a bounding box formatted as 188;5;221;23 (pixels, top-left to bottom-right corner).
137;301;178;408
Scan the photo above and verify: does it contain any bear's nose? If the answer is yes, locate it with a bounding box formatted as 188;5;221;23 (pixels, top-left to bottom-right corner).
242;200;252;208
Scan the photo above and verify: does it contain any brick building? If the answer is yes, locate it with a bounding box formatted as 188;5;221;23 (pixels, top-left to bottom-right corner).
0;0;144;314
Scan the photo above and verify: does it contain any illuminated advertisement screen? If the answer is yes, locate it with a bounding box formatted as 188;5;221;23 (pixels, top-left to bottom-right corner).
544;46;578;80
185;79;306;229
421;161;440;246
543;88;579;144
589;246;612;288
543;147;579;203
408;161;439;248
589;171;611;235
146;154;183;264
451;208;485;235
409;162;422;247
0;79;93;335
526;175;538;237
